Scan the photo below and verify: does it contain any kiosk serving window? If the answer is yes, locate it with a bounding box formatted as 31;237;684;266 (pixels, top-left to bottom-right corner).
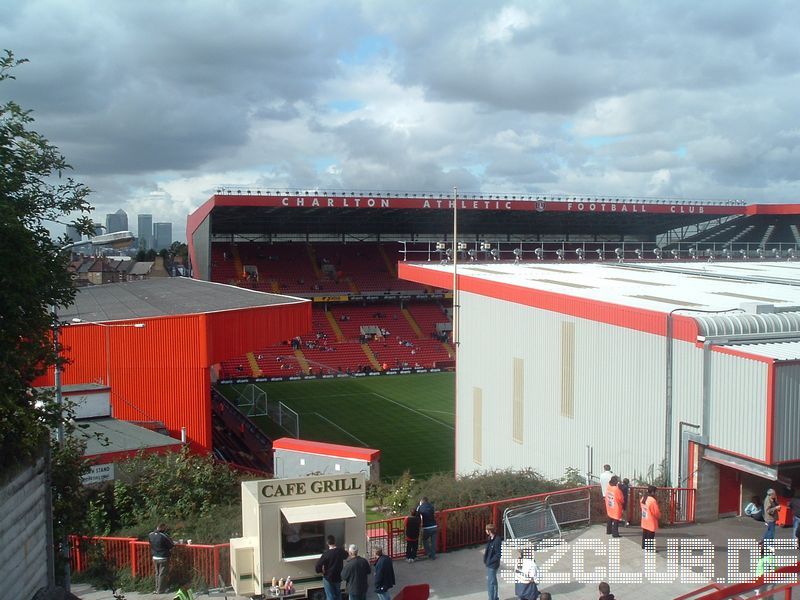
280;502;355;560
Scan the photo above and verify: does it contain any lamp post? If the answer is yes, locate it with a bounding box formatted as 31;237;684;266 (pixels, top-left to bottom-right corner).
51;230;135;593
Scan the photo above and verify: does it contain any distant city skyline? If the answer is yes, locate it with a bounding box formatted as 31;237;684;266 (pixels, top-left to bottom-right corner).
65;208;174;250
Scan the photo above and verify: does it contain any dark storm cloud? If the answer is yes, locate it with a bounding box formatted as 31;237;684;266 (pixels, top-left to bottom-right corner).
1;0;363;175
3;0;800;240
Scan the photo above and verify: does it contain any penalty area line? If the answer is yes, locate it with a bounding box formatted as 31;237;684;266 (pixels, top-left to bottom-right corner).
371;392;455;431
312;412;369;446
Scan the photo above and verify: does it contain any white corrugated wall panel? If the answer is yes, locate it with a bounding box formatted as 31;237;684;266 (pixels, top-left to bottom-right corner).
706;353;767;462
774;364;800;462
456;291;771;484
456;292;668;482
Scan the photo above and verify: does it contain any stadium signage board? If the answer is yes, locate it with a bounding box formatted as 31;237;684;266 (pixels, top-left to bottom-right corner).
214;194;743;215
259;475;363;500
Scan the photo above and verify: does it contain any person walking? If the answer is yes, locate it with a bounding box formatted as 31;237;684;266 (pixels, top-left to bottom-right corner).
513;548;540;600
418;496;438;560
640;485;661;550
605;476;624;538
789;490;800;538
404;509;421;562
483;523;503;600
763;489;779;542
340;545;371;600
315;535;348;600
148;523;174;595
373;547;396;600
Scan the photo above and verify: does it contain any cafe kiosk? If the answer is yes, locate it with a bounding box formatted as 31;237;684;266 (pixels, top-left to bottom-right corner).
230;473;366;598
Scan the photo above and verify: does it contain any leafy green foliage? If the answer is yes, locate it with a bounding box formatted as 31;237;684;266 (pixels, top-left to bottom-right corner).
0;49;93;474
51;437;91;585
87;447;248;541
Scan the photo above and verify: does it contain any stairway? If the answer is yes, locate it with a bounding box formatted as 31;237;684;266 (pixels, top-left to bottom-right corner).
378;244;397;278
232;244;243;279
270;280;281;293
347;277;360;294
402;308;425;339
306;244;324;279
442;342;455;358
246;352;263;377
361;343;383;371
325;311;346;342
293;349;311;374
760;225;775;247
791;225;800;244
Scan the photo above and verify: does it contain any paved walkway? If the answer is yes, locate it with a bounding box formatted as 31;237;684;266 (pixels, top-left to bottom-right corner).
71;517;797;599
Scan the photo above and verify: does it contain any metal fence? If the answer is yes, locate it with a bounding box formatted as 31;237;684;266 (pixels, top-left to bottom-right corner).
70;484;695;587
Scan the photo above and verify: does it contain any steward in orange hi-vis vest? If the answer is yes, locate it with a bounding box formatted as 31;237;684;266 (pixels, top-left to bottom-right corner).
605;484;624;520
641;495;661;532
640;485;661;550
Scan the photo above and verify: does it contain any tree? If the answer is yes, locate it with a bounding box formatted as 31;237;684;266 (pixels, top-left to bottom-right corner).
0;50;93;474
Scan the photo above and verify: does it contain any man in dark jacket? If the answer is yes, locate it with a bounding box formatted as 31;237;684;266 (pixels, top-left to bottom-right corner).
598;581;616;599
373;547;395;600
315;535;348;600
417;496;437;560
483;523;503;600
340;544;371;600
148;523;174;594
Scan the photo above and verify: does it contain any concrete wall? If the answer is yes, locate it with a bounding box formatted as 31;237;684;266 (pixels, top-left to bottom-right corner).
0;452;53;599
694;459;720;523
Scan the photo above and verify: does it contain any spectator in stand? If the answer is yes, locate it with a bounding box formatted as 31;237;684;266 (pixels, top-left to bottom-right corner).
598;581;615;599
640;485;661;551
483;523;503;600
148;523;175;594
417;497;438;560
763;489;779;541
373;548;395;600
341;545;371;600
315;535;348;600
599;464;614;497
404;509;421;562
605;476;624;538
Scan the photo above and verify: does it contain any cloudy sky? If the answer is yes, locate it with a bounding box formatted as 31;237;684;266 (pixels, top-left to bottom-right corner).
3;1;800;241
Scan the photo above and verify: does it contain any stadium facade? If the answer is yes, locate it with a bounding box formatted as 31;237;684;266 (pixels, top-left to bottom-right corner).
399;259;800;520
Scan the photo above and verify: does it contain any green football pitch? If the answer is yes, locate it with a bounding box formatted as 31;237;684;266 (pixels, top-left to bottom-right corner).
220;373;455;478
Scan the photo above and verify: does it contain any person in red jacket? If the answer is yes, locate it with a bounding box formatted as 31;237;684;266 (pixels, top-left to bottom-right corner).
640;485;661;550
605;476;624;538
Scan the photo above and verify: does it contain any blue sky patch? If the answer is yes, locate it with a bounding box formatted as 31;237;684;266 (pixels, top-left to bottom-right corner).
326;99;365;113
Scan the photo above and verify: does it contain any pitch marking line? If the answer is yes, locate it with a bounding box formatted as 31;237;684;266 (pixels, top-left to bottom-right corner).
371;392;455;431
311;412;369;446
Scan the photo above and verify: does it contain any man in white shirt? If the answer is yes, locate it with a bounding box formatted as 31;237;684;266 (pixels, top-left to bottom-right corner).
599;464;614;497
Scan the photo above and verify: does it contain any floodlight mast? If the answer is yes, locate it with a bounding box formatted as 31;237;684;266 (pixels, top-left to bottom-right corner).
452;186;459;349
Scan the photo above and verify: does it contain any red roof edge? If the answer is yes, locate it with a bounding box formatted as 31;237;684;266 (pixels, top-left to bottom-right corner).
272;437;381;462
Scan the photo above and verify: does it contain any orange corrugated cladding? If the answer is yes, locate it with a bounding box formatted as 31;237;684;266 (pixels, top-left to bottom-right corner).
38;302;310;452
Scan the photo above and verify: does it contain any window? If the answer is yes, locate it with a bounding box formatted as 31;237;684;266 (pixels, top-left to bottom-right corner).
281;515;345;560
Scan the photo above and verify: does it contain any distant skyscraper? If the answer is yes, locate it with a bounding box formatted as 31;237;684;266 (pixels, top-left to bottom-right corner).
65;224;81;243
137;214;154;250
154;222;172;250
90;221;105;237
105;209;128;233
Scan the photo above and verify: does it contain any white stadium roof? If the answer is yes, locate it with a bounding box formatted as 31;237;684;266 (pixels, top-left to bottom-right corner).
410;260;800;314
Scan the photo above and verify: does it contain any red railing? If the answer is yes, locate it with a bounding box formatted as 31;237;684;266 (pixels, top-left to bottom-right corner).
69;536;230;587
70;484;695;586
674;563;800;599
625;486;695;526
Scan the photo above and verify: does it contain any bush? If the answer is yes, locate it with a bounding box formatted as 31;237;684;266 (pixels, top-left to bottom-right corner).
382;468;580;515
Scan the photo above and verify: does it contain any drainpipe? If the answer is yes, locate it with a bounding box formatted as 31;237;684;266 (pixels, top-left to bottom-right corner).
665;307;742;487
